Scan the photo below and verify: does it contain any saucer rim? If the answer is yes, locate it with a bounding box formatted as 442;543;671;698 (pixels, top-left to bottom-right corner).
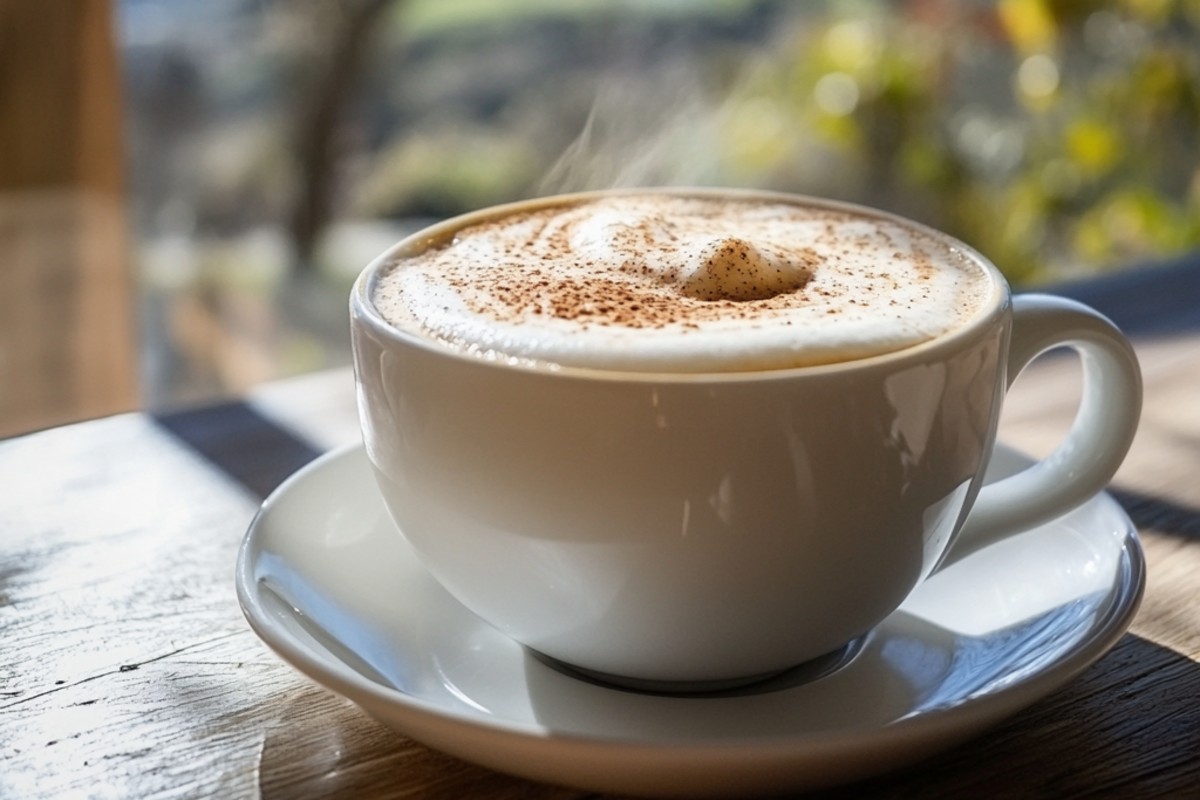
235;443;1144;784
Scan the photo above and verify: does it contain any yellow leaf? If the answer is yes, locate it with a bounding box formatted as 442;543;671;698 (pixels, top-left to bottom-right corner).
1065;119;1120;176
998;0;1058;54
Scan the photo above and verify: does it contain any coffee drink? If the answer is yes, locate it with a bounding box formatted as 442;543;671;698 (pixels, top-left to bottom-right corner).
371;191;994;371
352;188;1141;687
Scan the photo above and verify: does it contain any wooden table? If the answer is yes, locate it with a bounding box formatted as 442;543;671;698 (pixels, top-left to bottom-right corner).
2;258;1198;798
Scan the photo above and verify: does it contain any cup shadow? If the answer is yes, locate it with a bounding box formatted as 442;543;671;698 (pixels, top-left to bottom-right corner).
518;598;1126;746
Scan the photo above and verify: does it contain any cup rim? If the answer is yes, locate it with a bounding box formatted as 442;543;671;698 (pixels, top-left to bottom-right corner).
351;187;1011;384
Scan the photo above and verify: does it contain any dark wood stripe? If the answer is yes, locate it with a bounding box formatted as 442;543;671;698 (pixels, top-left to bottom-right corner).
1039;250;1200;338
149;399;1200;538
1111;488;1200;540
153;401;323;499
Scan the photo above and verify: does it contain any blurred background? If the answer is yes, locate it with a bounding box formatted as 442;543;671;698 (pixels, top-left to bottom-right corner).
2;0;1199;437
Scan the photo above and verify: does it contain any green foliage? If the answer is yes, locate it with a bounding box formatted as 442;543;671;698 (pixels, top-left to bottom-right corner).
735;0;1200;281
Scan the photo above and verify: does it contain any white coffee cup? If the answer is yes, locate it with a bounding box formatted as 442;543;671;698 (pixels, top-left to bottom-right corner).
350;190;1141;689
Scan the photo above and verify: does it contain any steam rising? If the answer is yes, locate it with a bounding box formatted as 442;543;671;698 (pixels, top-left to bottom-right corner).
538;61;760;195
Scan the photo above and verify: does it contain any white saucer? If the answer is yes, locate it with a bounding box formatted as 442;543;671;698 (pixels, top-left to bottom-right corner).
236;444;1144;798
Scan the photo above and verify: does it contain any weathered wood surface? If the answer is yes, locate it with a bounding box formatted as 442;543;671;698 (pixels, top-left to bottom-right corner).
1;264;1198;798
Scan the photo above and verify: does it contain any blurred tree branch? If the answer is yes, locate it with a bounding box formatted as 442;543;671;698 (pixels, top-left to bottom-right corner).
288;0;399;273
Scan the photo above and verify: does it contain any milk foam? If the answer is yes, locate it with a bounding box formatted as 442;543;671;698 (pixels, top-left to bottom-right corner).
371;193;993;372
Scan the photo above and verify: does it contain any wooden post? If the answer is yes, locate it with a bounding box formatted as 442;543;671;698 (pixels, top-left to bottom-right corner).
0;0;138;437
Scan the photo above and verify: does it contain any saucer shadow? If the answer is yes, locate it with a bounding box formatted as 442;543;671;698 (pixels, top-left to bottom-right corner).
255;684;569;800
802;633;1200;798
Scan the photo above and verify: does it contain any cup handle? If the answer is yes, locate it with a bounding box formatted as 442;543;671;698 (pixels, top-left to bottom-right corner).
940;293;1142;568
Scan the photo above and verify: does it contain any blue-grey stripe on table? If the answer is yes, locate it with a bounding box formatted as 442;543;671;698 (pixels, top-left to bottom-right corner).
154;401;323;499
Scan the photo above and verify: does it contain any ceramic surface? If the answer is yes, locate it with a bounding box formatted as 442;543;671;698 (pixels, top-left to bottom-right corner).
236;444;1144;798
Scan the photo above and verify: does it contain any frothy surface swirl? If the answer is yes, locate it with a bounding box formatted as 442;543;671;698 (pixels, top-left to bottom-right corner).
371;193;993;371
